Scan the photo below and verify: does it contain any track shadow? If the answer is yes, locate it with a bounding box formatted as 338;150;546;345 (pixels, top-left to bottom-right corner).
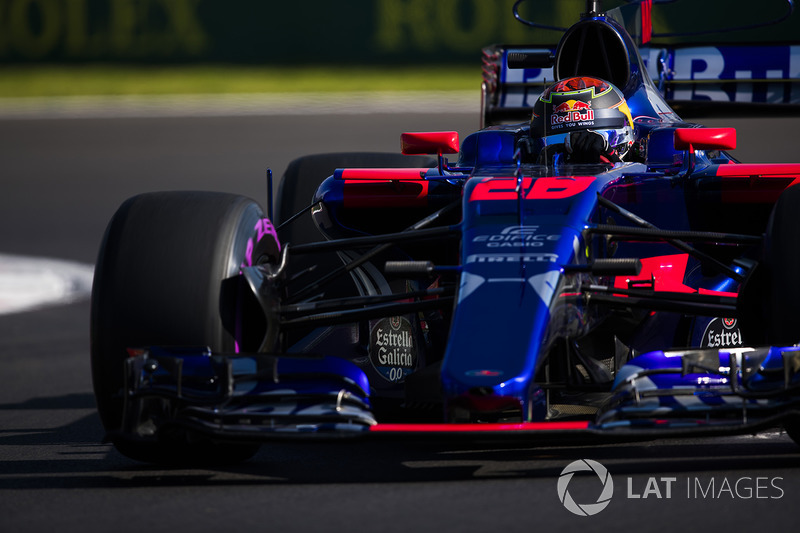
1;392;799;490
0;392;97;411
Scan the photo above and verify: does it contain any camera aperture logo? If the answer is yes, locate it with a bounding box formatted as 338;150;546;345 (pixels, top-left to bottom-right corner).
557;459;614;516
557;459;785;517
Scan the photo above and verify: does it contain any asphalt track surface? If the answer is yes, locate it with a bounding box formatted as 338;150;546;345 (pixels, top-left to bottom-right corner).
2;105;800;532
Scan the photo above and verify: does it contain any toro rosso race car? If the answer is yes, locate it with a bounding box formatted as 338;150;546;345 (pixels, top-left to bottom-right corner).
91;0;800;463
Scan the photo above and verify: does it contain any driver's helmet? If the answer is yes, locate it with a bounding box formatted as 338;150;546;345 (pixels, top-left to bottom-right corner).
530;76;634;159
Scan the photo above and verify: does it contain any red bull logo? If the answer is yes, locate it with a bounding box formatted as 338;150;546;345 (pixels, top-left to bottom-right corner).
551;99;594;126
552;102;572;114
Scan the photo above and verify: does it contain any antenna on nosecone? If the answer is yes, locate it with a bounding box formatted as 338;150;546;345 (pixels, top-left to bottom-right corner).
584;0;603;17
542;77;548;169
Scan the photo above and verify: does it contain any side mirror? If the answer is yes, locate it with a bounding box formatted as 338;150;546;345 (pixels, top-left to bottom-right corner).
674;128;736;177
674;128;737;152
401;131;460;156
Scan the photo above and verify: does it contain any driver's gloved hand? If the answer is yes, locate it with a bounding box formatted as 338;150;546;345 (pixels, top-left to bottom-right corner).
566;130;622;164
515;136;539;164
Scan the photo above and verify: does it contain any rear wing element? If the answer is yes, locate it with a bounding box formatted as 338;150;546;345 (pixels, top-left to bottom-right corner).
482;44;800;125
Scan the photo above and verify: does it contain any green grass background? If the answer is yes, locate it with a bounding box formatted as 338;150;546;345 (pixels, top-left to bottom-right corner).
0;65;479;98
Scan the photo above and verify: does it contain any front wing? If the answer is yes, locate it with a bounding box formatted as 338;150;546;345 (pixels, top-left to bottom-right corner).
114;344;800;443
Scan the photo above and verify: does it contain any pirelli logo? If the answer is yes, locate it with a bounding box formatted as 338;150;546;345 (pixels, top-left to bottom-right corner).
466;253;559;264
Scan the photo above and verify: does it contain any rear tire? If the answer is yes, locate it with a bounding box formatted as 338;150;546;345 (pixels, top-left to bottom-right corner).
275;152;436;299
91;191;275;464
276;152;436;245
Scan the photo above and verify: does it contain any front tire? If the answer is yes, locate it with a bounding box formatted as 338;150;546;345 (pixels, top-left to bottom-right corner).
755;184;800;346
735;185;800;447
91;191;274;464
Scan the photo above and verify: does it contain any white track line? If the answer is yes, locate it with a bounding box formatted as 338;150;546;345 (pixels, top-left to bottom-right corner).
0;91;479;120
0;254;94;316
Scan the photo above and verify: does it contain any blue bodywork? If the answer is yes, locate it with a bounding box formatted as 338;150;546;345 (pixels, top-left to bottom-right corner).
116;5;800;444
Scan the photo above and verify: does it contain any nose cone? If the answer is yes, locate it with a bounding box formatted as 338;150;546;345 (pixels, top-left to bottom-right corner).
445;175;602;422
440;273;558;421
447;387;528;423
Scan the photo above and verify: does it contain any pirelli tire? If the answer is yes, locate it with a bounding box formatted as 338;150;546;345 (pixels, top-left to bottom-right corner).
90;191;278;465
755;185;800;447
756;184;800;346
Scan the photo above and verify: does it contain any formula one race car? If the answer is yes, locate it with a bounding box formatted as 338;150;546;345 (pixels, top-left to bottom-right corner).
91;0;800;463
